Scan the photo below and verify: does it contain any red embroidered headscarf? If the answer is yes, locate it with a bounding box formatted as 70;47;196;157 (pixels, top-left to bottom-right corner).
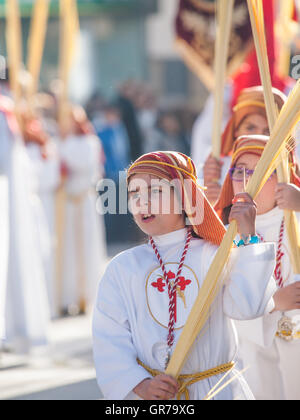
215;135;300;222
127;151;226;246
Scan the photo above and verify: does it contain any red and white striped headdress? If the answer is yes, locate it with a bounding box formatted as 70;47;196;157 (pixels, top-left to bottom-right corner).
127;151;226;246
215;135;300;222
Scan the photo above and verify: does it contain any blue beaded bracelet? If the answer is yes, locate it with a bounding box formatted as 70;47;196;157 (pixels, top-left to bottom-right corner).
234;235;261;247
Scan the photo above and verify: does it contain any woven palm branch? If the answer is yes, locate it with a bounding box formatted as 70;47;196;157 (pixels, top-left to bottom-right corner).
211;0;234;159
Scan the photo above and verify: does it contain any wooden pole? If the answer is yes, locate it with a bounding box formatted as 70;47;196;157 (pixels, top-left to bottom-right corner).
26;0;50;100
5;0;23;103
211;0;235;159
58;0;79;133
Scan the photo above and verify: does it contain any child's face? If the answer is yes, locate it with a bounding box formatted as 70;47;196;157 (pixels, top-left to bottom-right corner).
232;153;278;215
128;173;186;236
235;113;269;139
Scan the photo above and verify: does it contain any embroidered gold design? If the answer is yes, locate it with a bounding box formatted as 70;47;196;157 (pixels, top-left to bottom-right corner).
177;286;187;309
145;263;199;330
179;2;251;68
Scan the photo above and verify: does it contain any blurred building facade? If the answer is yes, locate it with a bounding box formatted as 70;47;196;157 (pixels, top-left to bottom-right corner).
0;0;208;112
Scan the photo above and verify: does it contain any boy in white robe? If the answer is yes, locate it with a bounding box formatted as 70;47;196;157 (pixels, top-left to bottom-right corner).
202;86;287;205
59;106;107;315
24;116;61;319
216;135;300;400
0;151;9;342
92;150;293;400
0;96;50;354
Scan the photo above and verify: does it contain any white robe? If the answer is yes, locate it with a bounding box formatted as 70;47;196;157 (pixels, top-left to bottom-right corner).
25;141;61;319
191;85;233;184
0;169;9;340
59;134;107;312
0;112;50;352
235;207;300;400
93;227;277;400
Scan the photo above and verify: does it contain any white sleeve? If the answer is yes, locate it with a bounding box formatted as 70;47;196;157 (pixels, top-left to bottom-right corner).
223;243;277;320
236;273;300;348
61;135;100;174
39;158;60;192
0;175;9;339
191;84;233;180
191;95;215;180
27;144;60;193
0;113;12;173
92;263;151;400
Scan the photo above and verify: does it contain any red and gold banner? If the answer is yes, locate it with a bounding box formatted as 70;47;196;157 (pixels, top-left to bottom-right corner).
175;0;253;90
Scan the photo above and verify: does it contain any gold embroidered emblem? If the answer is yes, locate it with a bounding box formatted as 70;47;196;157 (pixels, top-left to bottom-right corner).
145;263;199;330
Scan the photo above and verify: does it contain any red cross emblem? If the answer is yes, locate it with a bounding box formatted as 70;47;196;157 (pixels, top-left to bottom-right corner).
151;270;192;322
151;277;166;293
177;276;191;291
151;271;175;293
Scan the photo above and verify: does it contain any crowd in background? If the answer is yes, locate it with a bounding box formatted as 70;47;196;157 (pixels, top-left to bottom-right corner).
0;74;197;359
86;79;194;178
85;79;196;244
